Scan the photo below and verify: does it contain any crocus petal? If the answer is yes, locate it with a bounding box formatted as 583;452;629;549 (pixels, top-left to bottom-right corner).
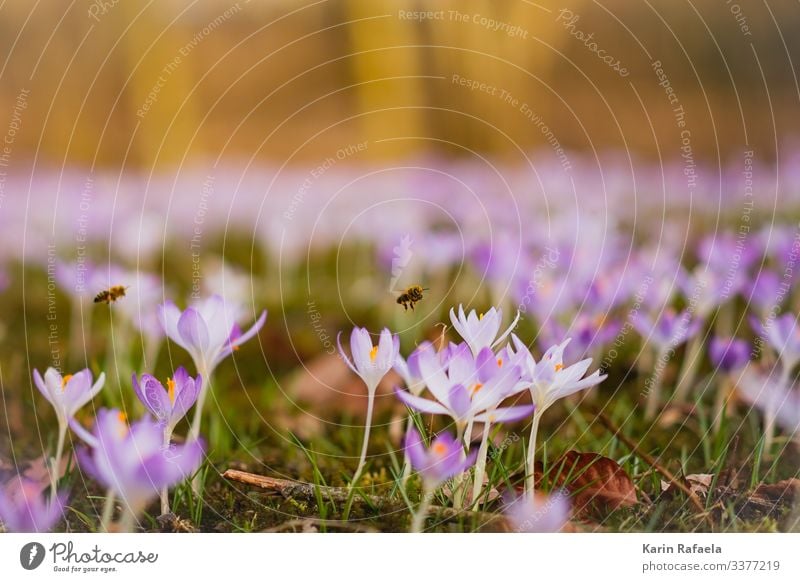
178;308;210;353
229;310;267;349
473;404;536;424
337;331;359;375
395;388;450;416
33;369;54;406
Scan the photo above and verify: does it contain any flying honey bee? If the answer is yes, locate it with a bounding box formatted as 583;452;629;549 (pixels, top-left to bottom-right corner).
396;285;428;311
93;285;129;304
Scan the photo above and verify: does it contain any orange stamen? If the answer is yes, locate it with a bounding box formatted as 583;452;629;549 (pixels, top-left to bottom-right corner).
167;378;176;404
61;374;73;391
555;363;564;372
369;346;379;362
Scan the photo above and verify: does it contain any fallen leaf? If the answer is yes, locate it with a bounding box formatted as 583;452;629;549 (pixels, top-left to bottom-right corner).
661;473;713;497
550;451;637;516
751;478;800;505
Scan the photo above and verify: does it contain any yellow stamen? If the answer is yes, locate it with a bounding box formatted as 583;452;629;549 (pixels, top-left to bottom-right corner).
369;346;379;362
478;313;484;321
167;378;176;404
470;383;483;395
61;374;73;392
117;411;127;423
432;442;447;455
555;363;564;372
116;412;128;438
497;358;503;367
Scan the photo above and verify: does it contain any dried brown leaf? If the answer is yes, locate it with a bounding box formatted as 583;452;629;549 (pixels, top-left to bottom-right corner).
551;451;637;516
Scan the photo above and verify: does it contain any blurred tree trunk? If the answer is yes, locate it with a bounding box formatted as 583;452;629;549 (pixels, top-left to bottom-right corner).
344;0;425;158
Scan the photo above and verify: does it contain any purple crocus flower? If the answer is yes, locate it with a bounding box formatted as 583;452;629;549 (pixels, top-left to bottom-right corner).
337;327;400;487
338;327;399;392
76;409;203;528
132;367;201;435
738;368;800;447
405;426;477;531
449;305;520;357
747;270;782;315
633;308;701;352
405;427;477;490
158;294;266;442
753;313;800;372
504;491;570;533
506;335;606;496
33;368;106;428
158;294;266;376
0;479;67;533
33;367;105;500
394;343;533;429
709;337;750;373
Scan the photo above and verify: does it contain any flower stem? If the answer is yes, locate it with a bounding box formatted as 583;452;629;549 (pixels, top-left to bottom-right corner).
470;421;492;509
673;332;703;402
410;486;433;533
400;415;414;488
50;423;67;505
118;507;137;533
188;363;210;444
350;389;376;489
525;411;542;498
160;425;173;515
644;347;667;421
100;490;116;532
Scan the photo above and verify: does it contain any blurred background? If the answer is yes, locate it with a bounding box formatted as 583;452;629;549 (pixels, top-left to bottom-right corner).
0;0;798;168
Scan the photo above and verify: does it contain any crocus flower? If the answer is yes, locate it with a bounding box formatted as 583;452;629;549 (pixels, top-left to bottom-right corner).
753;313;800;373
0;478;67;533
504;490;570;533
404;427;477;532
76;409;203;530
33;367;105;501
338;327;400;487
709;337;750;373
633;308;701;353
506;335;605;497
395;343;532;431
449;305;520;357
132;367;201;436
737;368;800;448
158;294;266;442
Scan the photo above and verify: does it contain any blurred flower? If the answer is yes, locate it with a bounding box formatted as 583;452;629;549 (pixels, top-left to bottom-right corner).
76;409;203;528
338;326;400;487
405;427;476;490
633;308;701;352
0;478;66;533
405;426;477;532
747;270;781;315
132;367;201;436
709;337;750;373
738;368;800;446
158;294;266;443
158;294;266;376
752;313;800;372
449;305;520;357
504;490;570;533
